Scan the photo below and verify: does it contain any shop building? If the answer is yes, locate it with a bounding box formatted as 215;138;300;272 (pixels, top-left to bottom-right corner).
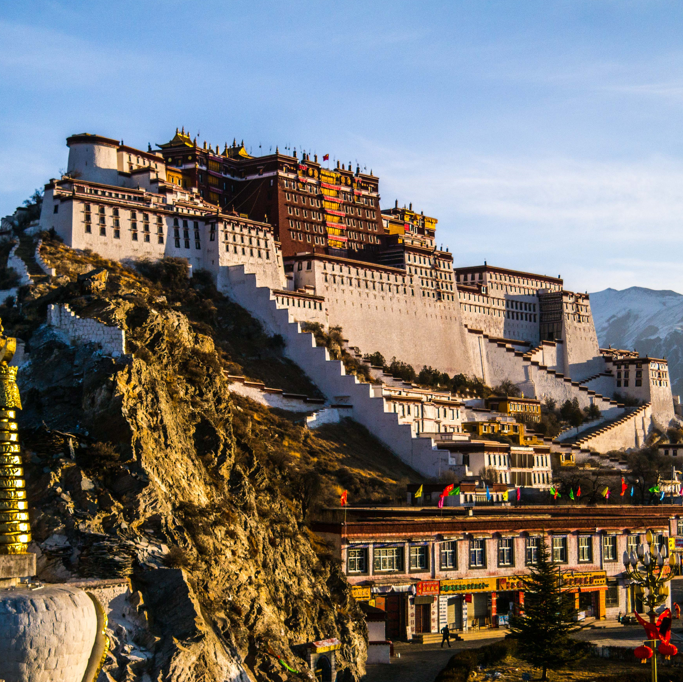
315;506;679;641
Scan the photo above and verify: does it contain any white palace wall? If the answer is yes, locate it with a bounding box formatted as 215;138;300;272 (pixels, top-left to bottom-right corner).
562;313;605;382
289;259;474;376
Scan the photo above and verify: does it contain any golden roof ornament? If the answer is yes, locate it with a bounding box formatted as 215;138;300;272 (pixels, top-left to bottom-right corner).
0;321;31;555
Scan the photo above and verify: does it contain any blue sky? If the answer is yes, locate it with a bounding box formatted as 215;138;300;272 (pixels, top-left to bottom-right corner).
2;1;683;293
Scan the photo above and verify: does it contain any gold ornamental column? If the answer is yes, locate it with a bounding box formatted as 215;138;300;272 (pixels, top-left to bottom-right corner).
0;328;31;556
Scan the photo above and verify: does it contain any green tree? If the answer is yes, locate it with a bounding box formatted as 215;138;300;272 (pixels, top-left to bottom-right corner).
508;539;585;680
495;378;521;397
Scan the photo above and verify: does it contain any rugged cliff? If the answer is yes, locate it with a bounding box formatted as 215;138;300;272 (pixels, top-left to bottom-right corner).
1;238;418;681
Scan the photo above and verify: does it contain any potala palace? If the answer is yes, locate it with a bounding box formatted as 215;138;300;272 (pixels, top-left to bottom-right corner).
32;130;678;483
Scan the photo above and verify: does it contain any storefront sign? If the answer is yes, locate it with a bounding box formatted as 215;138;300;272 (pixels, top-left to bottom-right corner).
497;572;606;592
351;586;371;601
440;578;496;594
561;571;606;590
497;577;527;592
671;537;683;551
416;580;440;596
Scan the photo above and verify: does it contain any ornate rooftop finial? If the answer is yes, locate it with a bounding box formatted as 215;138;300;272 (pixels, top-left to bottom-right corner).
181;126;185;134
0;321;31;556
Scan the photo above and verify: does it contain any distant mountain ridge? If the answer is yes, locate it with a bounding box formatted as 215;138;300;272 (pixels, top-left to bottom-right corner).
590;286;683;398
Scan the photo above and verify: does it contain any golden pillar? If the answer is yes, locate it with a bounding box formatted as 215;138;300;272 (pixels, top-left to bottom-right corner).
0;327;31;555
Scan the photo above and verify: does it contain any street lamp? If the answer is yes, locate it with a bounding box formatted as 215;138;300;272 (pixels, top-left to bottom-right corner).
622;530;681;681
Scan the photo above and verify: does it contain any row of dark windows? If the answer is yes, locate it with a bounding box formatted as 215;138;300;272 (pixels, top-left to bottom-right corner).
346;535;622;575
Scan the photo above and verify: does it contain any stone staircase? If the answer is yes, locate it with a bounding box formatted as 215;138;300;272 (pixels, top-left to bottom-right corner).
568;403;651;454
468;329;622;417
218;264;457;478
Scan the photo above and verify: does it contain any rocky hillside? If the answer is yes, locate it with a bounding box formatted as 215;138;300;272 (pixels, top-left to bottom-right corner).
590;287;683;398
3;236;420;682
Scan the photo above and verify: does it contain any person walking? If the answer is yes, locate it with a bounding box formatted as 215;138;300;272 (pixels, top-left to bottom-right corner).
441;623;451;648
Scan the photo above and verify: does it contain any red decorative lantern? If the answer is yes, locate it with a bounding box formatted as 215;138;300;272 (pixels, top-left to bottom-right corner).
634;645;653;664
659;642;678;660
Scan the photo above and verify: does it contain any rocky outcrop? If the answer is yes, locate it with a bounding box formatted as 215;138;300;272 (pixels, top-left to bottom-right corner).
11;250;368;681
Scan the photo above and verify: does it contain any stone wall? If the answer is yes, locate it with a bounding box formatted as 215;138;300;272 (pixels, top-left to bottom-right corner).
572;404;652;455
35;239;56;276
47;303;126;357
227;375;324;413
7;241;31;286
288;258;474;376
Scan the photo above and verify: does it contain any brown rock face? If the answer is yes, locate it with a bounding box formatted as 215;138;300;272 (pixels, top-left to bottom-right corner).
15;258;367;681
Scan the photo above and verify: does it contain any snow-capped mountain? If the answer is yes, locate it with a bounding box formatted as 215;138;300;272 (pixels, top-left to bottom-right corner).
590;287;683;398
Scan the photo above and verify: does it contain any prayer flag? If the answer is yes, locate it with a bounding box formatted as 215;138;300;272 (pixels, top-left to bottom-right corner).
569;489;575;501
340;490;348;506
602;486;610;498
502;490;508;501
438;494;444;509
631;486;635;497
621;477;627;496
415;485;423;499
449;486;460;496
323;154;330;161
516;487;521;501
661;490;666;501
486;486;491;501
550;486;560;500
577;485;581;497
443;484;455;497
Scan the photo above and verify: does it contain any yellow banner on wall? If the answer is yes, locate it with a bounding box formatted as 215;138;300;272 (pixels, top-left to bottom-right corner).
351;586;371;601
440;577;497;594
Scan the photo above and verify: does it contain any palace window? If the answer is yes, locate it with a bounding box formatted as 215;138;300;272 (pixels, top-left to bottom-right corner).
440;541;457;570
144;234;150;243
184;239;190;249
627;534;639;557
100;226;106;236
114;229;120;239
347;547;368;574
603;535;617;562
373;547;404;573
409;545;429;571
132;232;138;241
578;536;592;563
498;538;514;567
470;539;486;568
552;536;568;563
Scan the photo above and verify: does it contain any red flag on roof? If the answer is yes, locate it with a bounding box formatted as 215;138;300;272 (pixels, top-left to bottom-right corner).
323;154;330;161
621;477;628;496
340;490;348;507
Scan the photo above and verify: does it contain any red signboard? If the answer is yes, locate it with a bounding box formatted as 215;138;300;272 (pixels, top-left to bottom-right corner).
416;580;440;597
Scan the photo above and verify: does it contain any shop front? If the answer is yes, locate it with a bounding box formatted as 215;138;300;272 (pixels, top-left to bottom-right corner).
439;577;498;631
409;580;440;638
562;571;608;621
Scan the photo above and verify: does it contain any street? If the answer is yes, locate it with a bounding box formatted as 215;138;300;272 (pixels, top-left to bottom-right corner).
360;638;503;682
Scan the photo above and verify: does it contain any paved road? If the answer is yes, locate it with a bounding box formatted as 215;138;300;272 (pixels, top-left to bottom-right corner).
360;638;503;682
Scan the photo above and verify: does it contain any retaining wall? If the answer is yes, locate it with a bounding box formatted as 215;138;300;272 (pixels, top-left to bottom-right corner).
47;304;125;357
